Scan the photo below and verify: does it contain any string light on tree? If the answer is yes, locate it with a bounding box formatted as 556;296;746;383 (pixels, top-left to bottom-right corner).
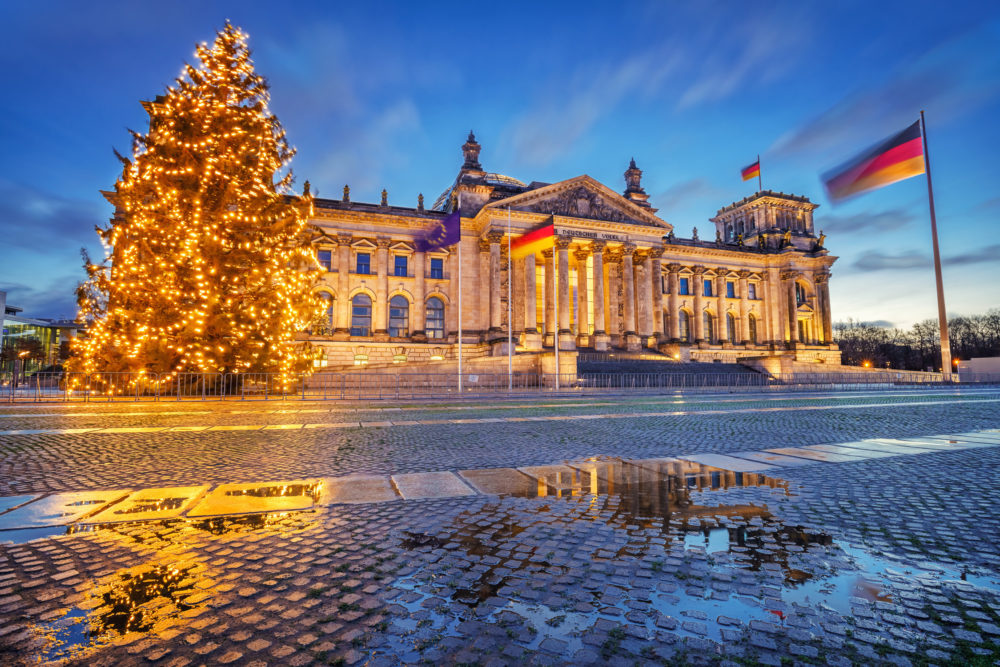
69;23;322;391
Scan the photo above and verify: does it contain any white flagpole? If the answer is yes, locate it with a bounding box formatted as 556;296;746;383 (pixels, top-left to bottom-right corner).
507;206;513;393
553;214;559;391
920;111;952;382
457;193;463;393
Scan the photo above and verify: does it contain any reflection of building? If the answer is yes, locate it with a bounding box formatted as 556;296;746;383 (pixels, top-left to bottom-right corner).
0;290;81;373
306;134;839;368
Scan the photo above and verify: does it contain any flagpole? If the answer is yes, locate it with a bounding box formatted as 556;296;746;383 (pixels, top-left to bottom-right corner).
757;154;762;192
920;110;953;382
552;214;559;392
507;206;513;393
457;192;463;393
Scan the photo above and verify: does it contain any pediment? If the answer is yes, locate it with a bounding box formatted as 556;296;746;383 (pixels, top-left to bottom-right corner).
485;176;668;229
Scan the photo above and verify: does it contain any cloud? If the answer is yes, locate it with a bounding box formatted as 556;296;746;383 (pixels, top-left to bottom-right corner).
852;250;929;272
946;244;1000;265
814;208;915;234
504;7;811;167
0;180;105;252
851;244;1000;271
655;178;728;212
0;278;80;320
772;23;1000;163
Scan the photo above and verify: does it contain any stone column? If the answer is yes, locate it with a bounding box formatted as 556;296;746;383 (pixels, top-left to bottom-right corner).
692;266;705;343
765;268;782;346
667;263;680;342
738;270;750;345
784;271;799;347
605;248;623;346
412;250;427;341
555;236;574;350
542;249;555;347
591;241;609;351
634;252;652;339
374;237;390;338
622;244;639;350
650;248;664;342
335;234;352;336
512;255;525;336
816;272;833;344
716;269;728;344
522;254;541;350
477;238;491;338
574;247;590;347
487;231;503;336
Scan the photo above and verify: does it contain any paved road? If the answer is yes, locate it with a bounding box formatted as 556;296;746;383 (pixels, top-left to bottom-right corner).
1;387;999;665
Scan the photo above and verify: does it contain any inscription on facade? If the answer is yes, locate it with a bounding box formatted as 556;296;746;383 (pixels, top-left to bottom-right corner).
556;228;625;242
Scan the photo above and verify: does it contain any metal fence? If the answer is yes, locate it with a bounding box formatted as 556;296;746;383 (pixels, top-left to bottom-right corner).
2;368;994;402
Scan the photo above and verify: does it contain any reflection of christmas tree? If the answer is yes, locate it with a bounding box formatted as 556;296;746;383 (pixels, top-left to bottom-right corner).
69;23;321;388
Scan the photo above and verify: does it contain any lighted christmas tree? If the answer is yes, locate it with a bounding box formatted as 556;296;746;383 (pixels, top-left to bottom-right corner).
69;23;321;389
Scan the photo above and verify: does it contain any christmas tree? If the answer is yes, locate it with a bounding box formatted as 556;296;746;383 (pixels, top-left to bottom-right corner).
69;23;321;391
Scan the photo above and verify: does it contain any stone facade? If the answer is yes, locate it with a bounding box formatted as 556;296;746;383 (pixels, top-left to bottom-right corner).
305;134;839;369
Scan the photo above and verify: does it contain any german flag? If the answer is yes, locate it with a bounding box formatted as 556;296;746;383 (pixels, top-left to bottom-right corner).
510;218;555;260
823;121;925;202
741;160;760;181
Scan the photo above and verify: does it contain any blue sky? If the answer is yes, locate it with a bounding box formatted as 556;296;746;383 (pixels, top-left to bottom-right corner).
1;0;997;328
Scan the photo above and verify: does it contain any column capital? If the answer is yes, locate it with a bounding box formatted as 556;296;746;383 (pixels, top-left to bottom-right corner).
715;267;730;278
590;240;607;252
737;269;751;279
814;272;830;284
554;235;573;250
541;248;554;259
692;265;706;276
649;247;665;259
780;270;799;281
666;263;682;273
621;243;637;259
485;230;505;244
375;237;392;249
573;248;591;261
479;238;492;253
336;233;353;246
632;250;648;265
604;247;623;263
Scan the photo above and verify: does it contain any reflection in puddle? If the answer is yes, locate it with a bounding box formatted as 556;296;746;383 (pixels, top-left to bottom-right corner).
384;460;1000;658
39;562;206;662
191;510;317;536
223;482;321;500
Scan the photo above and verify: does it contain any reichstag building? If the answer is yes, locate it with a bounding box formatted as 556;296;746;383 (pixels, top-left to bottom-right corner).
305;133;838;370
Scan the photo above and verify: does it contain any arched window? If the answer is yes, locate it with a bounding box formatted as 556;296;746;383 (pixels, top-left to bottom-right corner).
388;295;409;337
795;283;807;306
679;311;691;343
703;311;715;343
350;294;372;337
726;313;737;342
748;315;758;344
726;224;734;242
426;297;445;339
316;292;334;334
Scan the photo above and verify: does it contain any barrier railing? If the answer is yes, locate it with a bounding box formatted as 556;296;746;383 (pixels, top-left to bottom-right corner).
0;368;984;403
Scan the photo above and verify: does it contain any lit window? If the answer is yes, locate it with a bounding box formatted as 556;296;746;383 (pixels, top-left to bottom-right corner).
426;297;445;339
430;257;444;279
356;252;371;275
679;311;691;342
748;283;757;300
350;294;372;336
703;312;715;342
726;313;737;341
317;249;332;271
388;295;409;337
748;316;758;344
393;255;408;277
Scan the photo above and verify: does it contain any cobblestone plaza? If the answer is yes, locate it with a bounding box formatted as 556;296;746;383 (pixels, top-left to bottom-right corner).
1;388;1000;665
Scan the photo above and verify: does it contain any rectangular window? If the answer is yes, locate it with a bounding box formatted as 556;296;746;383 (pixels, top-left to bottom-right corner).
703;279;713;297
679;277;689;295
748;283;757;300
726;281;735;298
430;257;444;279
393;255;408;277
356;252;370;275
317;249;332;271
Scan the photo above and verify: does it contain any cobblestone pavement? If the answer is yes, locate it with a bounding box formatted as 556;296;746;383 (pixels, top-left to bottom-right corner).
1;388;999;665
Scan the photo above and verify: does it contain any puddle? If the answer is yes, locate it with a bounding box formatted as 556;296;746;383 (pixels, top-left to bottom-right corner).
37;561;207;662
0;526;68;545
186;480;321;517
382;460;1000;657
